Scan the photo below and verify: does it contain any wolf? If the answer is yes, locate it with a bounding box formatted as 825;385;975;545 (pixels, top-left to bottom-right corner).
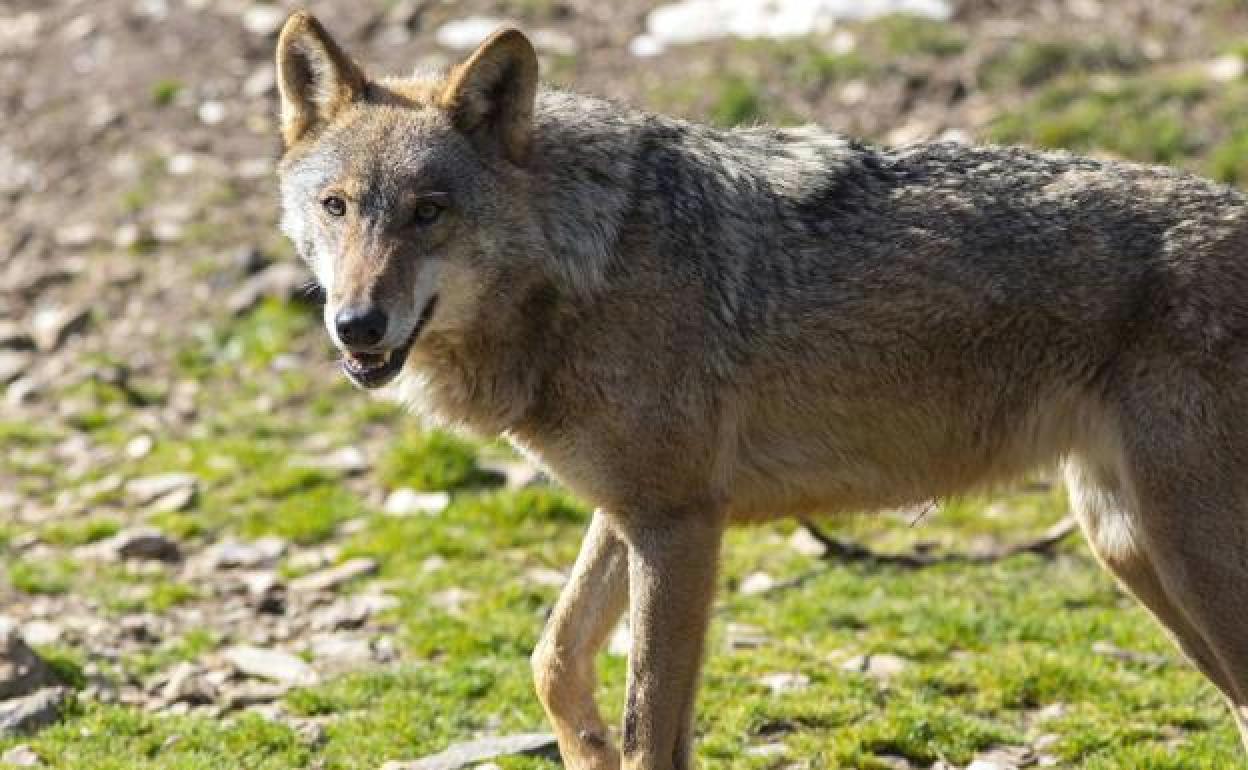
274;11;1248;769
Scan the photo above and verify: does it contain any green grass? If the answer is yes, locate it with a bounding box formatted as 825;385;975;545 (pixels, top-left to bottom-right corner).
378;430;497;492
988;73;1211;165
40;516;122;547
8;557;77;595
869;13;967;58
150;79;182;107
979;39;1141;90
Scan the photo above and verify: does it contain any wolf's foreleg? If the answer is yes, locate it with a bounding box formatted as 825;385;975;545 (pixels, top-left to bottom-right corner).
618;511;723;770
533;510;630;770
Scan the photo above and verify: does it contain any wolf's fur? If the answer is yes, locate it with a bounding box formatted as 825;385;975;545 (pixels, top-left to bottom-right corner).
276;13;1248;769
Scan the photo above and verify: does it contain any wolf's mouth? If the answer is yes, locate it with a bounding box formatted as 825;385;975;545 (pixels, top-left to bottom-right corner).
341;295;438;389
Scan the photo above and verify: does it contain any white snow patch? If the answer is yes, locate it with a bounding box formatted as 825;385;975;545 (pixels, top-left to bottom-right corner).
633;0;952;55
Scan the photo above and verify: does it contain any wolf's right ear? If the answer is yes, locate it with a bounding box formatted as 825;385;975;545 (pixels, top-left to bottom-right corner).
276;11;366;146
439;28;539;165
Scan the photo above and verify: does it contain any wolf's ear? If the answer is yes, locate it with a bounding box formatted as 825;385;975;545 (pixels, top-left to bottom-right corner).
276;11;366;146
439;28;539;165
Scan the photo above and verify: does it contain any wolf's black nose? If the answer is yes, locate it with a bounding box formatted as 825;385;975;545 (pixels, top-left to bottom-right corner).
335;306;388;347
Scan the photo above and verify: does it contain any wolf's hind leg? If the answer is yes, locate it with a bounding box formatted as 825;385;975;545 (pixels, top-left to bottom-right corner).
533;509;630;770
1093;384;1248;752
1065;458;1235;697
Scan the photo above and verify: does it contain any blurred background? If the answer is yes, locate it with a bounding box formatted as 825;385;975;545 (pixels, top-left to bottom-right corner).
3;1;1248;768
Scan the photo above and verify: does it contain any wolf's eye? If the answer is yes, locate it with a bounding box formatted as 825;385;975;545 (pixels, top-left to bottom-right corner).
413;201;443;225
322;195;347;217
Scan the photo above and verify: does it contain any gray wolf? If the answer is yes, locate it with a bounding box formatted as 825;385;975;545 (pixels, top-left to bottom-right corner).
274;11;1248;768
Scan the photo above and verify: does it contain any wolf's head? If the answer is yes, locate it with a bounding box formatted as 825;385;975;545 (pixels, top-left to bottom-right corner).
275;12;543;390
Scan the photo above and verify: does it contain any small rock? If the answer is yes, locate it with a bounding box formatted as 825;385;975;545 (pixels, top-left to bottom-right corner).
162;662;217;705
758;672;809;694
310;594;398;631
197;100;226;125
53;223;97;248
290;718;326;747
241;570;286;614
744;742;787;758
290;557;378;594
434;17;508;51
0;321;33;350
204;536;287;570
298;446;368;475
788;526;828;557
147;484;195;514
0;687;69;736
840;653;910;680
242;65;276;98
530;28;578;56
222;680;291;709
306;633;375;667
30;305;89;351
383;488;450;516
628;34;663;58
0;351;31;385
1207;54;1245;83
222;646;318;687
380;733;558;770
241;4;285;37
0;619;55;700
91;527;181;562
607;624;630;657
0;744;40;766
125;473;198;507
475;459;543;489
724;623;770;650
167;153;195;175
1032;733;1060;751
287;545;340;573
18;622;60;648
738;571;775;596
120;613;162;643
124;434;154;459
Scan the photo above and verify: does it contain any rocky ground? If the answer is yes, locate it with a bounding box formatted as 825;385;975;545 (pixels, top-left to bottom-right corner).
5;1;1248;768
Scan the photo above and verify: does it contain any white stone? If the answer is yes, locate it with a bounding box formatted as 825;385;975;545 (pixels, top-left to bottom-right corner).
383;488;450;517
0;744;39;766
125;434;154;459
223;645;318;686
738;571;775;595
759;672;809;694
242;65;276;98
198;100;226;125
1207;54;1245;83
435;17;509;51
241;4;285;37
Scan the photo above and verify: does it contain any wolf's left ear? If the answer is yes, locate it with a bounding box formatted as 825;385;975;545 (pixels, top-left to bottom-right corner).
439;28;539;165
276;11;367;146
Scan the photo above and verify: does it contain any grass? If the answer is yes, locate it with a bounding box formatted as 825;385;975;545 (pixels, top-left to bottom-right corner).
978;39;1142;90
988;73;1212;165
150;79;182;107
5;423;1240;768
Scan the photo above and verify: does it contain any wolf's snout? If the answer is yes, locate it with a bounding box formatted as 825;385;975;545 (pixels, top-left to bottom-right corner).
335;305;388;348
